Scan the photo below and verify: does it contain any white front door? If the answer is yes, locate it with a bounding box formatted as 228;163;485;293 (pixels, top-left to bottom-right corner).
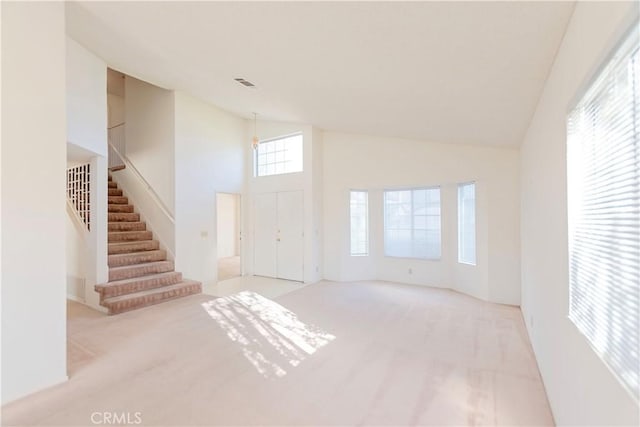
253;191;304;282
253;193;277;278
277;191;304;281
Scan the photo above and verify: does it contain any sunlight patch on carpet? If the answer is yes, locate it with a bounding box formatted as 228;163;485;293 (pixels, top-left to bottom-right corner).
202;291;335;378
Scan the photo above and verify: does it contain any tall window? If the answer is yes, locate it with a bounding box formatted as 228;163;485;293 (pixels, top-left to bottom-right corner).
384;188;441;259
255;133;303;177
350;191;369;256
567;27;639;400
458;183;476;265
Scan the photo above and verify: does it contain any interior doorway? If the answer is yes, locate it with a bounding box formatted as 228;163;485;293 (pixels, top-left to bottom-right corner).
216;193;242;281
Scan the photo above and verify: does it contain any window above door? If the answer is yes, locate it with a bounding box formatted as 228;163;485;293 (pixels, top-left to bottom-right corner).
254;133;303;177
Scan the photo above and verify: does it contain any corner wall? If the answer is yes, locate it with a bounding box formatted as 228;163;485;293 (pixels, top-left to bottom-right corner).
322;131;520;305
519;1;639;424
1;1;68;404
124;76;175;215
174;92;245;285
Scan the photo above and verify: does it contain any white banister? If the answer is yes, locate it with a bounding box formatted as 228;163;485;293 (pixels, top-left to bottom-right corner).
66;163;91;230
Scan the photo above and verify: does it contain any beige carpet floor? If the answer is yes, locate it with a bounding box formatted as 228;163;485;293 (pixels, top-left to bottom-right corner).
1;280;554;426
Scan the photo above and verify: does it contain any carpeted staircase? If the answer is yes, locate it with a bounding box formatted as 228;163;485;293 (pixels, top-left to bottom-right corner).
95;175;201;314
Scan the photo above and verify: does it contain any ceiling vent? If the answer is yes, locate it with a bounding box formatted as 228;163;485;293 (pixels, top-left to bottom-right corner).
234;78;256;88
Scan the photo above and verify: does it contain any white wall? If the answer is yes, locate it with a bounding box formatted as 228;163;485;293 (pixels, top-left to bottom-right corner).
1;1;68;404
107;93;125;128
520;2;639;425
66;36;107;157
174;92;245;285
65;35;109;311
107;69;125;128
323;131;520;305
487;153;521;304
66;205;87;302
86;155;109;310
216;193;240;259
124;76;175;214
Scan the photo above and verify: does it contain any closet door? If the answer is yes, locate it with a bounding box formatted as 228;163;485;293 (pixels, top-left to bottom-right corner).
277;191;304;281
253;193;278;278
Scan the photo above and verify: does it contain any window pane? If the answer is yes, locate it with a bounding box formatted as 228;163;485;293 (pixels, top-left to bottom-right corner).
350;191;369;256
275;162;284;175
567;27;639;400
458;183;476;265
255;133;304;177
384;187;441;259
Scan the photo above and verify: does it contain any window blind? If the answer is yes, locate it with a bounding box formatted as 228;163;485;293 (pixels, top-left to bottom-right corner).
567;27;639;400
384;188;441;259
458;183;476;265
350;190;369;256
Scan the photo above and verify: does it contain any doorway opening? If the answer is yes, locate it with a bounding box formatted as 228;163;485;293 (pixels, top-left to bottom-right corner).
217;193;242;281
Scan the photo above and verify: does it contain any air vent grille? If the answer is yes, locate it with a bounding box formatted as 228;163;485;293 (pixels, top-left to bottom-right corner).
234;78;255;88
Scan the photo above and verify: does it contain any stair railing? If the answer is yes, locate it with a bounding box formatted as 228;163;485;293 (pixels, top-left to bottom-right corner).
107;134;175;224
67;163;91;231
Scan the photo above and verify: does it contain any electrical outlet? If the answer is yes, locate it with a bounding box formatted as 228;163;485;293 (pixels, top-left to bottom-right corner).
408;268;413;274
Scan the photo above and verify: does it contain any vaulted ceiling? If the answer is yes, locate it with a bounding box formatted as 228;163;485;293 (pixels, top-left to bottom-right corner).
66;1;575;147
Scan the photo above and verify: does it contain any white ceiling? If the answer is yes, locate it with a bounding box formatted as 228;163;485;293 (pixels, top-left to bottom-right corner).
66;1;575;147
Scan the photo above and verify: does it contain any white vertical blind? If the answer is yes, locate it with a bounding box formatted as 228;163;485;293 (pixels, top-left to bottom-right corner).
458;183;476;265
384;188;441;259
567;26;639;401
350;190;369;256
